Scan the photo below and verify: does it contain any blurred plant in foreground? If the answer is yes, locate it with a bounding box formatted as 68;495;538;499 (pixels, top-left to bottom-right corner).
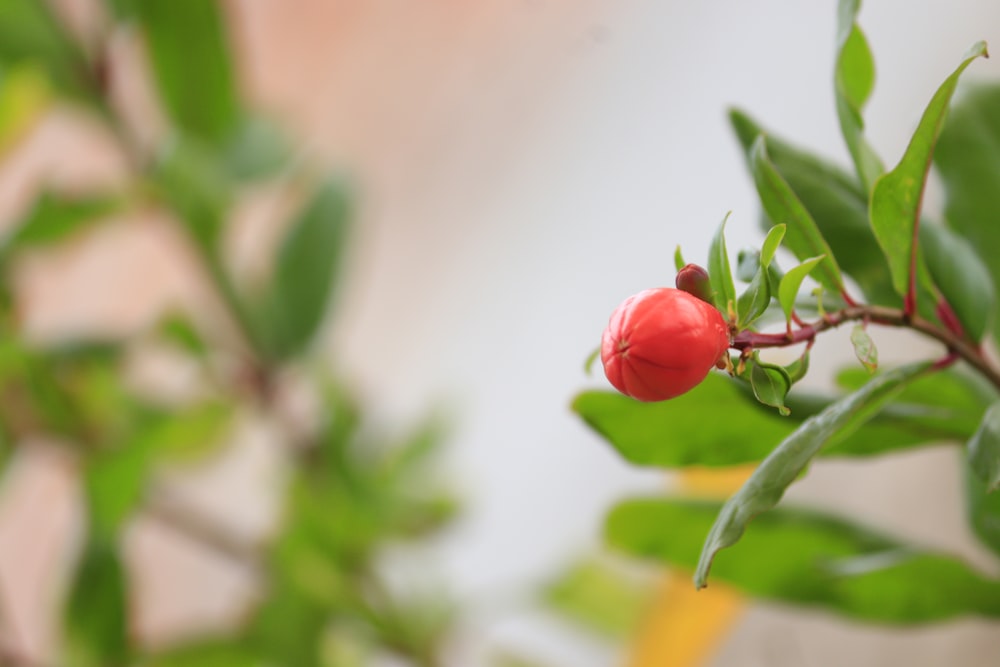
0;1;461;665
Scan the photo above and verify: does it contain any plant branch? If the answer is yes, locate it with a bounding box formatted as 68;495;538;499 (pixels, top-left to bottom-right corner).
732;304;1000;392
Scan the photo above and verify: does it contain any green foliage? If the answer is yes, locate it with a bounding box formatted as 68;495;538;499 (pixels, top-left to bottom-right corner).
132;0;240;144
935;84;1000;346
694;363;932;588
750;137;844;295
254;179;353;360
608;498;1000;623
543;558;652;638
582;4;1000;630
869;42;988;301
0;1;461;664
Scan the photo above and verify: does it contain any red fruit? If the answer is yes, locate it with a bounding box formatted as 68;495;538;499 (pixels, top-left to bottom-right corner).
601;288;730;401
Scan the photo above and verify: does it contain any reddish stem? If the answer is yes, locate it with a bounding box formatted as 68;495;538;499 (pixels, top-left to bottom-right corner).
731;304;1000;392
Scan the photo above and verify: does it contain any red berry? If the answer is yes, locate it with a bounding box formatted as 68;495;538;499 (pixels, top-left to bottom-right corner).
601;288;730;401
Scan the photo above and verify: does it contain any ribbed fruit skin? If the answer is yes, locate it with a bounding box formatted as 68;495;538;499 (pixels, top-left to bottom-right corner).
601;288;730;401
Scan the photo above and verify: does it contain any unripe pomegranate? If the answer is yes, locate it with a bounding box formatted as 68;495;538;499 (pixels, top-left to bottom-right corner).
601;288;730;401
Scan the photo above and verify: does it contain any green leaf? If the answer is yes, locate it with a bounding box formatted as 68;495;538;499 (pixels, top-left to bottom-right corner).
850;325;878;373
735;248;759;283
583;347;600;375
869;42;988;300
5;191;120;253
736;259;771;329
256;179;352;359
673;245;685;272
0;64;49;155
730;110;896;306
607;497;1000;623
708;213;737;317
152;135;231;249
750;137;844;295
222;115;291;182
63;540;130;666
573;369;970;468
749;357;790;416
0;0;97;104
935;83;1000;348
965;462;1000;558
543;558;652;638
134;0;240;143
142;639;256;667
778;255;824;323
835;0;884;192
86;403;232;539
920;222;995;342
760;224;785;267
694;362;932;589
967;402;1000;492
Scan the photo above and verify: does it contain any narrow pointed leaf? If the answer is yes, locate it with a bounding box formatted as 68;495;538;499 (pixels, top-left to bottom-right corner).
736;262;771;329
870;42;988;300
778;256;824;322
750;137;844;294
850;325;878;373
608;498;1000;623
694;362;933;588
64;541;130;666
968;402;1000;492
708;213;737;316
760;224;785;267
835;0;884;192
674;245;685;272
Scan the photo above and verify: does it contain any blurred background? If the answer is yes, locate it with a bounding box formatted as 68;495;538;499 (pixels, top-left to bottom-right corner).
2;0;1000;665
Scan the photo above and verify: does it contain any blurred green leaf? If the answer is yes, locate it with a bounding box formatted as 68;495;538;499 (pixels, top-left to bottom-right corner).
143;639;256;667
0;0;97;103
0;64;49;154
152;135;230;249
694;362;932;588
735;248;759;283
730;110;896;306
223;115;292;182
543;558;652;638
750;137;844;295
708;213;736;316
133;0;240;143
673;245;685;272
965;462;1000;558
256;179;352;360
5;191;120;254
157;313;209;359
920;222;995;341
608;497;1000;623
869;42;988;300
778;255;824;323
86;403;232;539
850;325;878;373
935;83;1000;348
968;402;1000;492
834;0;883;192
63;540;129;667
